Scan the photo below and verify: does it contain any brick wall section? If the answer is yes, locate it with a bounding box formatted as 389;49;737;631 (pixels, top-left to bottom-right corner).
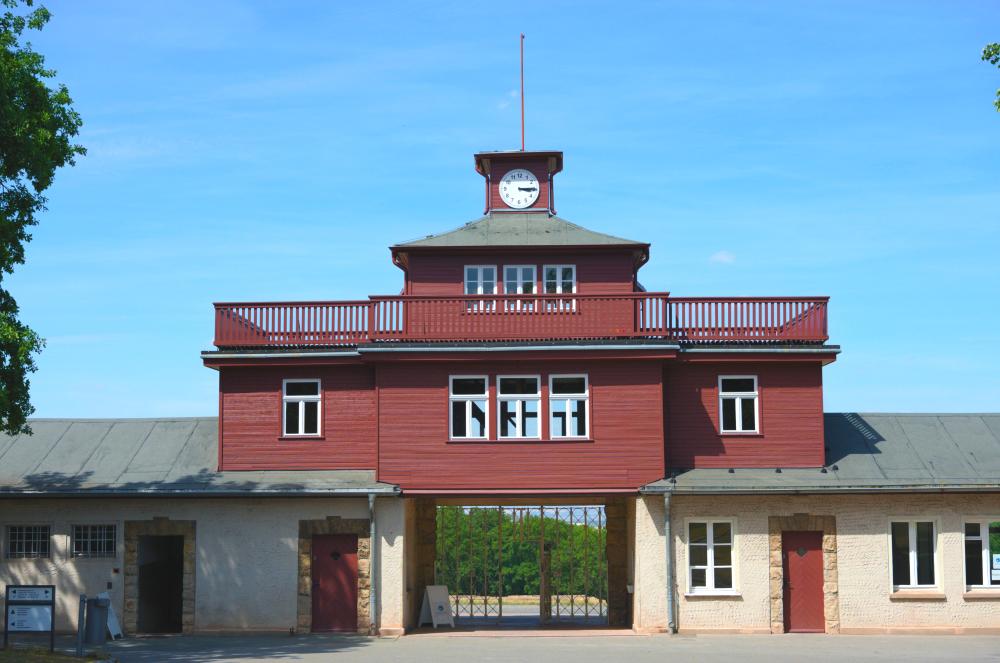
296;518;371;634
123;518;196;634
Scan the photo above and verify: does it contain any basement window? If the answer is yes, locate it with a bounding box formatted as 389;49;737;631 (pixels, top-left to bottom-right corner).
549;375;589;438
450;376;488;439
283;379;321;437
498;376;540;439
687;520;735;593
5;525;51;559
718;376;758;433
72;524;117;558
964;520;1000;588
890;520;937;588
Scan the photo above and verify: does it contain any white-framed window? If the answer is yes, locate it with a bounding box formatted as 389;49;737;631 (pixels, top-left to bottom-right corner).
890;520;937;588
549;375;589;438
964;519;1000;588
687;519;735;594
543;264;576;311
503;265;536;310
497;375;541;439
282;379;321;437
464;265;497;312
718;375;759;433
5;525;51;559
449;376;488;439
72;524;117;558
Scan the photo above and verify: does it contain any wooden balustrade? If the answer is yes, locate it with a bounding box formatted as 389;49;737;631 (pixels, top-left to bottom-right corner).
213;294;828;347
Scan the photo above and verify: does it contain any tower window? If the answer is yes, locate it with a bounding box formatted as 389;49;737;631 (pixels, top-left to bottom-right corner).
718;376;758;433
283;379;321;437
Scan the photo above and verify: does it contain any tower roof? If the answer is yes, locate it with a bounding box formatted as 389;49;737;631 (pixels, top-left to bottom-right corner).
392;212;647;250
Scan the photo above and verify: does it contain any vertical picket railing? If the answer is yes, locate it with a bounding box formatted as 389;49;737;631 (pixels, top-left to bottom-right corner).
213;295;828;347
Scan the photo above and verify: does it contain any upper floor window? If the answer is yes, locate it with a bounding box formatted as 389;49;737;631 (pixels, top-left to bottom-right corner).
465;265;497;312
498;376;540;439
283;379;321;437
890;520;936;588
504;265;536;311
718;376;758;433
550;375;589;438
6;525;50;559
450;376;488;439
964;520;1000;588
688;520;735;594
72;524;117;558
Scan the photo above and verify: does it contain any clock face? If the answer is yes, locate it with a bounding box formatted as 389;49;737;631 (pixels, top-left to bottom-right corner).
499;169;540;209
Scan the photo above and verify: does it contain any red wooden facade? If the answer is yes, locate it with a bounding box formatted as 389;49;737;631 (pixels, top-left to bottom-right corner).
204;148;837;488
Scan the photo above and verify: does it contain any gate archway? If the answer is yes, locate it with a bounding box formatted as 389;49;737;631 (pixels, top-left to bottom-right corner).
434;505;608;627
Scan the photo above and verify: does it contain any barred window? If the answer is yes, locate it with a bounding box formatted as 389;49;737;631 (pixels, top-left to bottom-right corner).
6;525;51;559
72;524;117;558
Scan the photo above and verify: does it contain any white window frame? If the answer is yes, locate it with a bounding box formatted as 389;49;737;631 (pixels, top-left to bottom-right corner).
963;518;1000;589
449;375;489;440
71;523;118;559
889;518;939;590
282;378;322;437
542;264;577;311
497;374;542;439
5;524;52;559
503;264;537;311
718;375;759;434
685;518;738;595
464;264;498;312
548;374;590;438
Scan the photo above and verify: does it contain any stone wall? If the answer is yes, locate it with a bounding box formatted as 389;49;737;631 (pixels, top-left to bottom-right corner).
123;518;196;634
296;517;371;634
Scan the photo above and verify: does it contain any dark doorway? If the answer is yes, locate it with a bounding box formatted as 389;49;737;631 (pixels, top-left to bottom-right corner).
312;534;359;632
137;535;184;633
782;531;825;633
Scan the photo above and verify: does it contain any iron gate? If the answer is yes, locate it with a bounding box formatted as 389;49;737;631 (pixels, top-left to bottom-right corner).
434;505;608;625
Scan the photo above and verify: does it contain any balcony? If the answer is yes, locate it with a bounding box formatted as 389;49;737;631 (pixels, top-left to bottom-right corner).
212;294;829;348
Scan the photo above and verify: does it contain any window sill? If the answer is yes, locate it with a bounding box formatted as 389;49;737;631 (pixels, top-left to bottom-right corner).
719;432;763;438
279;436;325;442
685;590;742;599
890;589;946;601
447;438;595;445
964;590;1000;600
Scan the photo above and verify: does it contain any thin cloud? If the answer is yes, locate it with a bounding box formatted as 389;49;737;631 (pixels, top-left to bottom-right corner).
710;250;736;264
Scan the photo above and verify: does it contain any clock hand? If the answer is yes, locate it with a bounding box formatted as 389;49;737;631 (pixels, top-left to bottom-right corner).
517;186;538;192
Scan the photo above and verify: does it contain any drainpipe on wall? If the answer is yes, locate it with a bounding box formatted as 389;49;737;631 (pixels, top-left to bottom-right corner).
663;491;677;633
369;493;379;636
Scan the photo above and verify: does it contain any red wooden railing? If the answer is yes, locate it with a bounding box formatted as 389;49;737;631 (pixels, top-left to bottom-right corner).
213;294;828;347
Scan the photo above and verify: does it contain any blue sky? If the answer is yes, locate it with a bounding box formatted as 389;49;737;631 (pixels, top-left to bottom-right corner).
13;0;1000;417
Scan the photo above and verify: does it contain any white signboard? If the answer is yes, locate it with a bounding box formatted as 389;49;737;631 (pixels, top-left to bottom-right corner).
992;553;1000;570
419;585;455;628
98;591;123;640
7;605;52;632
7;587;52;602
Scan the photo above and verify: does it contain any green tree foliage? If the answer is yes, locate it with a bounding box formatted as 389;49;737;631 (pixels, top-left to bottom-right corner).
435;508;607;598
0;0;84;434
984;43;1000;112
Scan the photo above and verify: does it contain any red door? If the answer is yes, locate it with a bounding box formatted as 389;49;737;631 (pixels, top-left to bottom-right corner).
312;534;359;632
782;531;825;633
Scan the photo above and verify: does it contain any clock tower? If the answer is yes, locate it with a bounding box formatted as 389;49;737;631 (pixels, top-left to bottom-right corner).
474;150;563;215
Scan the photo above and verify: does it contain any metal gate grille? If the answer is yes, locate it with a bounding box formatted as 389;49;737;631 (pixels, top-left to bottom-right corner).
434;505;607;625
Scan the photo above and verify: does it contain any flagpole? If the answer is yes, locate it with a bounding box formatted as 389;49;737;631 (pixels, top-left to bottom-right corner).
520;33;525;151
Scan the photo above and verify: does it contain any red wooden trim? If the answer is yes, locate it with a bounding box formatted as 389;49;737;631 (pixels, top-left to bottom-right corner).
213;294;829;348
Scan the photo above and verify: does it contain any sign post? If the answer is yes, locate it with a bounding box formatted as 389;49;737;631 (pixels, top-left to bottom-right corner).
4;585;55;652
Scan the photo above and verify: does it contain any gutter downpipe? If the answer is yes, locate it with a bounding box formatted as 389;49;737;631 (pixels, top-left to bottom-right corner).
664;490;677;633
369;493;379;636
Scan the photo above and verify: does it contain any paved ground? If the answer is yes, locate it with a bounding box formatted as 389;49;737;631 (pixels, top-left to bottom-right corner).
31;632;1000;662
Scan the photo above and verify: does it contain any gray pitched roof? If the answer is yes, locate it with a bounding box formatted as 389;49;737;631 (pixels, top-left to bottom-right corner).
643;413;1000;494
393;212;647;248
0;418;396;496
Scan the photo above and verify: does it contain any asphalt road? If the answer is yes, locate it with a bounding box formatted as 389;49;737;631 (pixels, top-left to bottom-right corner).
73;632;1000;662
